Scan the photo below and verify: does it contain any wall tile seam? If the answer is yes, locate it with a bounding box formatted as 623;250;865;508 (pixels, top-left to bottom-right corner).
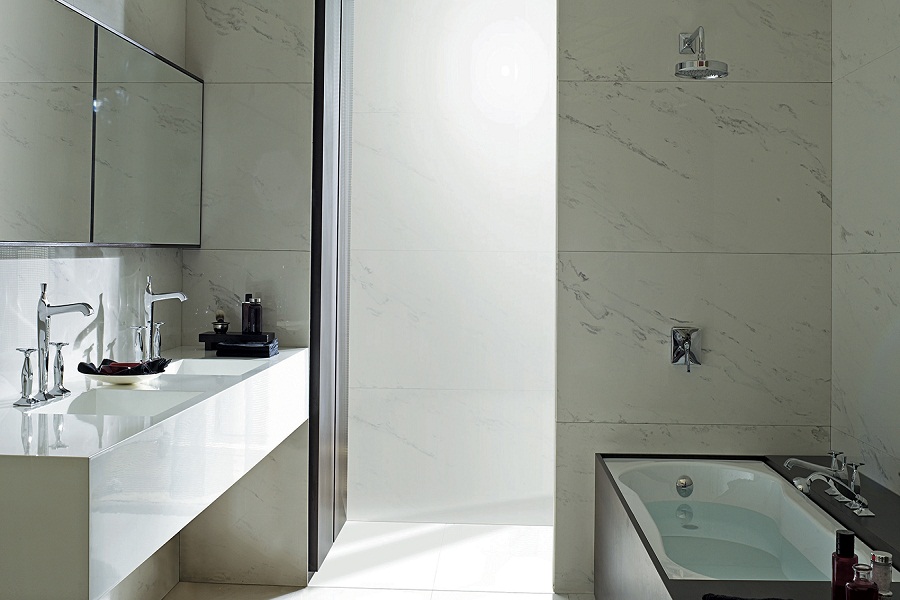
184;249;311;254
554;421;831;427
349;386;556;392
555;250;833;256
833;43;900;84
202;80;313;86
350;249;557;254
832;425;900;458
556;79;833;85
832;251;900;257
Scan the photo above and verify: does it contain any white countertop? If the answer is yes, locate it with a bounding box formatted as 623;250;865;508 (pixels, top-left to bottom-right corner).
0;346;305;457
0;345;310;600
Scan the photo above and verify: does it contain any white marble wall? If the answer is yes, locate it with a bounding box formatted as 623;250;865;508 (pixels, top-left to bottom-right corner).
182;0;315;348
556;0;832;592
347;0;557;525
832;1;900;498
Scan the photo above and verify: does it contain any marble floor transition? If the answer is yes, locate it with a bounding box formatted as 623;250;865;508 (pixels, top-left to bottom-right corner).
163;522;591;600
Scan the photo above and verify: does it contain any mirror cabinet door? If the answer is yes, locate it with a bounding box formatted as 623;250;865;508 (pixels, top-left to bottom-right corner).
92;28;203;246
0;0;94;243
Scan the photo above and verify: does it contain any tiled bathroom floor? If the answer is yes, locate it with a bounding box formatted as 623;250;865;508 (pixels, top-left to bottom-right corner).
164;521;592;600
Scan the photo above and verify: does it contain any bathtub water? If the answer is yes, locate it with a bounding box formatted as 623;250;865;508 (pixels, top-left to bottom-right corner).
605;459;900;582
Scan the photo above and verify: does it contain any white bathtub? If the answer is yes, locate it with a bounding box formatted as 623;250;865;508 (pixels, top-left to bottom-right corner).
605;459;900;582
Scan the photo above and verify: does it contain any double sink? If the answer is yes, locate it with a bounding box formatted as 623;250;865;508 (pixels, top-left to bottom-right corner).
28;357;267;419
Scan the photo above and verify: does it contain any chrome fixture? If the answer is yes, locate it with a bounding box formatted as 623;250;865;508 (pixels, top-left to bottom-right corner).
151;322;165;359
676;26;728;79
785;454;874;517
14;348;37;407
676;475;694;497
48;341;71;397
142;276;186;360
36;283;93;402
671;327;701;373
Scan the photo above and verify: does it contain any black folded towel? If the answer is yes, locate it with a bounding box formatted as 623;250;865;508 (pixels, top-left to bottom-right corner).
702;595;793;600
215;339;279;358
77;357;172;375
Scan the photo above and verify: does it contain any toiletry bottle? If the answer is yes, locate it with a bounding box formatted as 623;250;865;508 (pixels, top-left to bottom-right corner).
847;563;879;599
834;529;859;600
871;551;893;598
241;293;262;334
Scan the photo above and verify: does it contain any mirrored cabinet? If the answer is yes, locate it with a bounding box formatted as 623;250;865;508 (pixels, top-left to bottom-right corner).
0;0;203;246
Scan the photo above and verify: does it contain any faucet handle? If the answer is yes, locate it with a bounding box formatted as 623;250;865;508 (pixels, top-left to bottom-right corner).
847;462;864;494
151;322;165;359
14;348;38;407
828;450;846;472
129;326;147;361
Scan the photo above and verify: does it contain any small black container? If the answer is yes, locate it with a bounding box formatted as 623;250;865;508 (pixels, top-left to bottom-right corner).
241;293;262;334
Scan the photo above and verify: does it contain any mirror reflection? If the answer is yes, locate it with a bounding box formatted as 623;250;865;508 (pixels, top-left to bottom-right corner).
93;28;203;245
0;0;94;242
0;0;203;246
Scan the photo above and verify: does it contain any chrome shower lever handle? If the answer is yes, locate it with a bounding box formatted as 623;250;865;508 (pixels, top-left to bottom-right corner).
671;327;701;374
683;340;691;373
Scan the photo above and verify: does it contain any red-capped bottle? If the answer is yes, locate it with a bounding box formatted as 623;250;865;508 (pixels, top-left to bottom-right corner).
833;529;859;600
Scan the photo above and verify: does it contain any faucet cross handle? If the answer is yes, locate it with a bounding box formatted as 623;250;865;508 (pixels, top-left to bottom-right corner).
48;342;71;397
14;348;38;407
828;450;846;474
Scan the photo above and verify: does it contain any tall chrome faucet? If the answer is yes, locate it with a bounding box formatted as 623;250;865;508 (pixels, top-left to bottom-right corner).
36;283;93;402
142;276;187;359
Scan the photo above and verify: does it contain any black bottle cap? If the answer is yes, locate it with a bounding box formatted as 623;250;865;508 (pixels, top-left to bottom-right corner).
245;293;253;301
836;529;856;557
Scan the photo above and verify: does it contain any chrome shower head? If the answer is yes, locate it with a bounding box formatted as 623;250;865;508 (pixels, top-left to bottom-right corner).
675;26;728;80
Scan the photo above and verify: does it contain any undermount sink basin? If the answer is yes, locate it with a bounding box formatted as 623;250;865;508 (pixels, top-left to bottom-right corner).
28;389;200;417
165;358;265;377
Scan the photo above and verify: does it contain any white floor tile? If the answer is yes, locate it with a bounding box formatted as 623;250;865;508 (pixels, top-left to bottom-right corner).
433;525;554;593
432;593;581;600
165;583;431;600
308;521;447;590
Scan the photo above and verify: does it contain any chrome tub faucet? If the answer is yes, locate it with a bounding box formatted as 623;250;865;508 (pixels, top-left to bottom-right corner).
785;452;873;517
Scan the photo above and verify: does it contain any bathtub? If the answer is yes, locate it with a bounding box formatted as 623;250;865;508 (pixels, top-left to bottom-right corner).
594;456;900;600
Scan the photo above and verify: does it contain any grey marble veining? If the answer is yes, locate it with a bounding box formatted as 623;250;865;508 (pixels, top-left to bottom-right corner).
554;421;829;593
557;252;831;426
349;250;555;391
200;83;312;252
559;0;830;83
182;249;310;348
833;49;900;253
559;81;831;253
833;0;900;82
186;0;315;84
348;388;554;525
832;254;900;496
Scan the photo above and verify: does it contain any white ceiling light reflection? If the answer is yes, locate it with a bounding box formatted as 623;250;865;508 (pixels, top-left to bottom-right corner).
469;18;550;126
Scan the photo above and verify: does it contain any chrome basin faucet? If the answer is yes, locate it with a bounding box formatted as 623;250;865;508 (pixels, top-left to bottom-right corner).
36;283;93;402
142;276;187;359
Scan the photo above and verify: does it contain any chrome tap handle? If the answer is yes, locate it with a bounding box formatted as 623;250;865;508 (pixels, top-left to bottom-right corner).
48;342;71;397
129;325;148;361
847;462;864;494
151;322;164;359
828;450;847;479
684;340;691;373
14;348;38;407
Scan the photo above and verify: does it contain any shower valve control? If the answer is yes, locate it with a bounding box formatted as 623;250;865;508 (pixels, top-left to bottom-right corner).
671;327;701;373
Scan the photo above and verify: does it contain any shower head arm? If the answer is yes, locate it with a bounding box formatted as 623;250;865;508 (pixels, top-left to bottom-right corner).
679;26;706;60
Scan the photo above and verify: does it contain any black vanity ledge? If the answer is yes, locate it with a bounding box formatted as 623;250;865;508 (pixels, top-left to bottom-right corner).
595;453;898;600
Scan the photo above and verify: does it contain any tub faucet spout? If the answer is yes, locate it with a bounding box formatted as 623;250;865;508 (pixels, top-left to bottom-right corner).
784;456;846;481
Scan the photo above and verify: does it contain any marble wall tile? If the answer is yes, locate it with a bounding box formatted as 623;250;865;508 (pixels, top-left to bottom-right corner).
0;83;93;243
99;536;179;600
559;0;830;83
553;422;830;593
3;0;94;83
350;110;555;252
185;0;315;84
353;0;555;115
181;424;308;586
558;252;831;426
182;249;310;347
0;247;183;402
832;428;900;498
68;0;187;65
349;250;555;391
832;255;900;492
832;52;900;253
833;0;900;82
200;83;312;251
558;82;832;253
347;388;554;525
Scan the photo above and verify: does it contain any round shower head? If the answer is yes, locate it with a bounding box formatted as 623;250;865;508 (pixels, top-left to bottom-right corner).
675;58;728;79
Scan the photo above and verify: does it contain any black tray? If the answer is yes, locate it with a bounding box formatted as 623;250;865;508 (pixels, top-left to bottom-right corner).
199;331;275;350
